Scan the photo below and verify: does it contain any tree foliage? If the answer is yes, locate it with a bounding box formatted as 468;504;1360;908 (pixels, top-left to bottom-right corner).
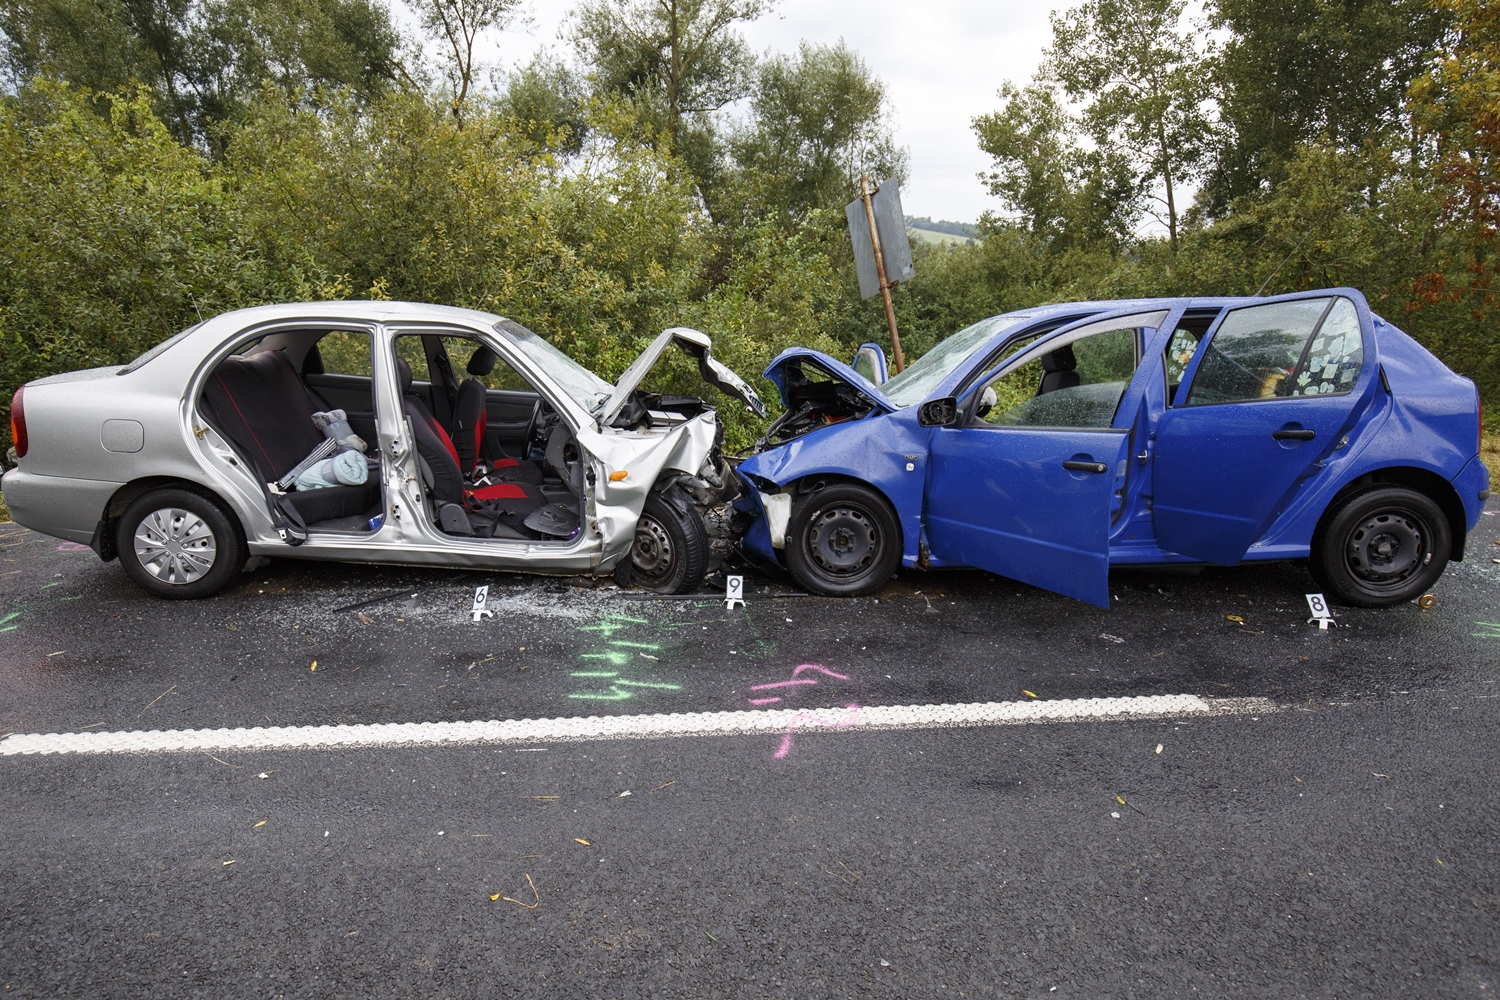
0;0;406;147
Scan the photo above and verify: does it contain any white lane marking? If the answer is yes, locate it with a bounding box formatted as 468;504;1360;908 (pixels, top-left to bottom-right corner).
0;695;1274;757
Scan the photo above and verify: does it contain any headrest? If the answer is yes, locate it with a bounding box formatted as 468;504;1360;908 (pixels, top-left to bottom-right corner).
396;357;413;394
466;345;498;377
1040;345;1077;373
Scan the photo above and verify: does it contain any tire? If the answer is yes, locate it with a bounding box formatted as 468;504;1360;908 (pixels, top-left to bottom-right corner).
631;487;709;594
784;482;901;597
1310;485;1450;608
116;488;246;600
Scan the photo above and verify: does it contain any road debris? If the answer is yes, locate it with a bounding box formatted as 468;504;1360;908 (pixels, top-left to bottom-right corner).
1099;633;1126;643
1225;615;1244;623
1418;594;1437;610
614;790;632;798
221;860;236;866
574;838;591;846
498;869;540;911
649;782;675;793
1022;690;1038;699
1155;744;1163;754
140;685;176;713
309;660;317;671
253;820;266;828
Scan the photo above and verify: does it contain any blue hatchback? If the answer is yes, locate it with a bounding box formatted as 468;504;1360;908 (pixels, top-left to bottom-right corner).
734;289;1491;607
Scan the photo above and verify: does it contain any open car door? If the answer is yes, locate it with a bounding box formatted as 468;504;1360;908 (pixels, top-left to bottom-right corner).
1153;290;1376;565
922;308;1169;607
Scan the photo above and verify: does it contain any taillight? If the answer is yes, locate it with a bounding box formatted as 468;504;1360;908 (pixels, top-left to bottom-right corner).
9;386;25;459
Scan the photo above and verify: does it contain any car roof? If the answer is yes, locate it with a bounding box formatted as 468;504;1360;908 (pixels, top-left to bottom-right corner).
985;295;1281;326
198;300;508;330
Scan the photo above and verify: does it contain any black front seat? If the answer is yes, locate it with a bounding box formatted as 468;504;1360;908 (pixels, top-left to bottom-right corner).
452;346;494;474
1038;345;1081;395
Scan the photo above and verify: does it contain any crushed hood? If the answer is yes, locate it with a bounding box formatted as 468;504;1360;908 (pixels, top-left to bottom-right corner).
762;348;895;413
597;327;766;425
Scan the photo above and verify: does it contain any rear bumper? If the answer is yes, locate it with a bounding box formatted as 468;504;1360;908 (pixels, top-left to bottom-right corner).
1453;454;1492;530
0;467;121;544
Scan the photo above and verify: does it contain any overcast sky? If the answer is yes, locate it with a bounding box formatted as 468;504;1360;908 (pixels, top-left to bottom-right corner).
400;0;1063;224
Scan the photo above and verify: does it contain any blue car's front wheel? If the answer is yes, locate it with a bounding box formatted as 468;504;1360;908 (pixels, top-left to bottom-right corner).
785;482;901;597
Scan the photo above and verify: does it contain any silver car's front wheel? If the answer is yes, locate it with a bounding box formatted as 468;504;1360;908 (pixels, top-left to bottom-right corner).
117;488;245;600
133;507;218;584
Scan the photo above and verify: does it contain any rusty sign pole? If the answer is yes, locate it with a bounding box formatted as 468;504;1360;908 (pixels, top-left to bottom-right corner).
859;175;907;373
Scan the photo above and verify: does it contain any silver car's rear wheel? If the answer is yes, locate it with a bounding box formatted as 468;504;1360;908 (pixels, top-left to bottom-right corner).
117;488;245;600
133;508;218;584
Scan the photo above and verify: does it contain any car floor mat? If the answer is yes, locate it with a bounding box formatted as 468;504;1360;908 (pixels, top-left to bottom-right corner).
522;503;580;538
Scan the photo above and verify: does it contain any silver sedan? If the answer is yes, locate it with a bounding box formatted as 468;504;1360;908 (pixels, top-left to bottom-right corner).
2;302;763;598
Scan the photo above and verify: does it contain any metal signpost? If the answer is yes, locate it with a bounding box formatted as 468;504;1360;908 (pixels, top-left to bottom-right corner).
846;176;914;373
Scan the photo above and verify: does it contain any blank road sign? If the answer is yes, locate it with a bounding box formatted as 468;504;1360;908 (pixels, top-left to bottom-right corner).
846;179;915;299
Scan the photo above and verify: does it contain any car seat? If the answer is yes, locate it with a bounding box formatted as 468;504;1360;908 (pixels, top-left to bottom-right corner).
452;346;492;473
201;350;379;525
1038;345;1081;395
397;357;556;538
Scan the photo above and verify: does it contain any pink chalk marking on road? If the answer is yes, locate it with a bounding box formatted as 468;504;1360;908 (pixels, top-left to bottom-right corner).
790;664;850;681
749;697;781;706
747;678;818;691
55;542;90;552
774;704;861;759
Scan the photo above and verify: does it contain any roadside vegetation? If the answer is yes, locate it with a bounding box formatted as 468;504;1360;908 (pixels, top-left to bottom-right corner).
0;0;1496;457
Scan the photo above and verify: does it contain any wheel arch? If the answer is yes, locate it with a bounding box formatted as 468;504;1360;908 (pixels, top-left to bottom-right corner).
94;476;247;562
784;472;905;549
1316;466;1468;561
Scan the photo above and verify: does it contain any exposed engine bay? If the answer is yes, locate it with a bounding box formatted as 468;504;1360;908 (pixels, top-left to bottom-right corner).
753;357;880;450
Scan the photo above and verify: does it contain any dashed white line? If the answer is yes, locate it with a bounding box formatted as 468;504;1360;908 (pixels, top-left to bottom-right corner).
0;694;1275;757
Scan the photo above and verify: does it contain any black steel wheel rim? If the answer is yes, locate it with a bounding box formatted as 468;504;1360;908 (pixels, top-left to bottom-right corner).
1344;507;1430;591
806;504;880;578
632;513;675;584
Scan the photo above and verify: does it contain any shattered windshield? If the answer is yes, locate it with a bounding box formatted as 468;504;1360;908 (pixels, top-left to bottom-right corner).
882;315;1031;407
494;319;612;410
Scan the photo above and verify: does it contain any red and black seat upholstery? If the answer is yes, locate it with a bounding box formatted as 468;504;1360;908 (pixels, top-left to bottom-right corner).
452;347;491;473
451;346;544;485
201;350;379;524
397;359;548;533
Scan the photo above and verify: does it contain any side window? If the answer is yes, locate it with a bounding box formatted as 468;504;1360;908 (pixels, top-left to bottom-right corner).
451;338;534;393
1185;297;1363;405
314;331;372;376
1162;310;1219;404
978;326;1141;429
1291;297;1363;396
394;336;430;382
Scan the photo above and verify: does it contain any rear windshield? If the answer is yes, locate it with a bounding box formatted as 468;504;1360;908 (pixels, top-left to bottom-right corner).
118;323;201;375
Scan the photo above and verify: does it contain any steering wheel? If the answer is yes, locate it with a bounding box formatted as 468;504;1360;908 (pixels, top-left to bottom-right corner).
519;399;542;461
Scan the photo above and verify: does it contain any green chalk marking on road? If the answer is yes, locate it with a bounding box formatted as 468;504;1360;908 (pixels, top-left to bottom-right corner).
580;651;632;666
1474;621;1500;638
58;595;82;601
613;679;682;690
570;671;619;678
42;582;59;588
0;611;19;625
608;640;662;650
568;686;633;701
0;626;16;633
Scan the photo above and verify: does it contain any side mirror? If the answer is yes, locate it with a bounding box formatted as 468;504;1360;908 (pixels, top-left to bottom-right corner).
917;396;959;427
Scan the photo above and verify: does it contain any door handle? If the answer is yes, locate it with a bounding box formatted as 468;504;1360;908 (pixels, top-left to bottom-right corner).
1272;428;1316;441
1062;460;1108;473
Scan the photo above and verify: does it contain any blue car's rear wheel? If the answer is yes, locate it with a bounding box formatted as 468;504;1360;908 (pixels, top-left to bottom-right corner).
785;482;901;597
1311;486;1449;607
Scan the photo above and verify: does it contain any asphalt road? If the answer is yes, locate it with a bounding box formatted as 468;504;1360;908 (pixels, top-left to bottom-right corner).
1;508;1498;998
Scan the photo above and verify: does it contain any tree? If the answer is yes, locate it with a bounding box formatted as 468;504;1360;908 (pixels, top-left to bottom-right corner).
725;41;905;223
972;80;1138;249
496;53;589;155
409;0;521;116
0;0;407;147
1408;0;1500;386
570;0;770;154
1045;0;1214;250
1203;0;1448;214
